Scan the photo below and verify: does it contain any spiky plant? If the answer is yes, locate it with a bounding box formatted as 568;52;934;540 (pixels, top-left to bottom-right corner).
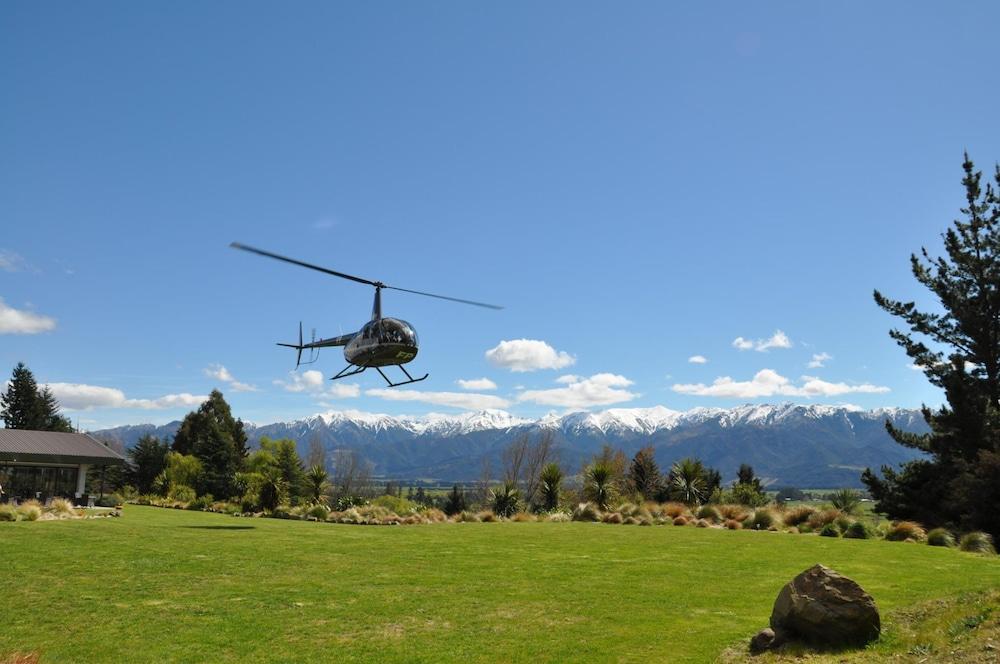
670;457;706;505
490;481;520;518
305;464;329;506
828;488;862;515
584;462;614;510
538;462;563;511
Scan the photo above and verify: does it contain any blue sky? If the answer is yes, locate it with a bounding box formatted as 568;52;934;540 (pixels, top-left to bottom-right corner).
2;2;999;429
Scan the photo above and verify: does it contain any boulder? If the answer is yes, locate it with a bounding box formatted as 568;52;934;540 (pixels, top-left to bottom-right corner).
769;564;880;649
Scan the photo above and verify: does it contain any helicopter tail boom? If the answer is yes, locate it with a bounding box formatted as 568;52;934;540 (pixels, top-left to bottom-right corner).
278;322;357;369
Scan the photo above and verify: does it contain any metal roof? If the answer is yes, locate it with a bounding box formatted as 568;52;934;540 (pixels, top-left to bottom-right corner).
0;429;125;465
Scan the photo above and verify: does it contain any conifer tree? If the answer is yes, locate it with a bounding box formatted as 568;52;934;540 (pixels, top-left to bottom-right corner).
172;390;245;497
1;363;73;431
627;446;661;500
127;434;170;494
863;155;1000;537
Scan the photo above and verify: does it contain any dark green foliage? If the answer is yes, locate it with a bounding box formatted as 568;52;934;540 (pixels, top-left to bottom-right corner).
263;438;306;502
490;481;520;518
172;390;245;498
844;522;873;539
669;457;706;504
443;484;467;516
728;463;768;506
258;469;287;512
1;363;73;431
627;446;661;501
958;531;996;554
828;488;862;515
127;435;170;494
305;465;329;505
702;467;722;498
737;464;759;489
864;155;1000;539
819;523;840;538
584;462;614;510
927;527;956;547
538;463;562;511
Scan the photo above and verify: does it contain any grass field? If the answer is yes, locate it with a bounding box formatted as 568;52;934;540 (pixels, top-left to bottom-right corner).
2;506;999;663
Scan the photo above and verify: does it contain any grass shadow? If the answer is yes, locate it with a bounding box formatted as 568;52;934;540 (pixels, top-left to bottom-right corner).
182;525;256;531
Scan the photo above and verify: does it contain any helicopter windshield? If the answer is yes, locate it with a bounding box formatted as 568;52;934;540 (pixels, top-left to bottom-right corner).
378;318;418;345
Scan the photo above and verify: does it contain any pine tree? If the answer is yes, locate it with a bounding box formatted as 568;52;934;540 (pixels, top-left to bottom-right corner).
1;363;73;431
863;154;1000;537
172;390;245;498
443;484;467;516
627;446;661;500
127;434;170;494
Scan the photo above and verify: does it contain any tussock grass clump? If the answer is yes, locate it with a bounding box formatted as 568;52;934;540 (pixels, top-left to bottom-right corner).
806;508;842;531
638;516;653;526
672;516;689;526
17;500;42;522
47;498;75;516
695;518;711;528
477;511;497;523
718;504;748;521
783;505;815;527
663;502;689;519
603;512;624;524
572;502;602;522
421;508;447;523
696;505;720;522
748;508;781;531
0;504;19;521
546;511;571;522
959;531;996;555
843;521;873;539
622;516;640;525
616;502;639;517
886;520;927;542
724;519;742;530
456;510;480;523
511;512;535;522
927;527;956;547
306;504;330;520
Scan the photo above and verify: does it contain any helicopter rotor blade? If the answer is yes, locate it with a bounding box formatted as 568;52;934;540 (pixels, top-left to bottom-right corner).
231;242;503;309
230;242;378;287
384;285;504;310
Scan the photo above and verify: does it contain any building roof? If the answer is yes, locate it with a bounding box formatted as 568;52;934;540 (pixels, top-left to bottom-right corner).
0;429;126;465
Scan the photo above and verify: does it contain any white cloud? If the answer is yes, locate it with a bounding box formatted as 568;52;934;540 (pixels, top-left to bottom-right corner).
807;352;833;369
732;330;792;352
204;363;257;392
43;382;208;411
456;378;498;391
485;339;575;372
0;298;56;334
517;373;638;409
672;369;890;399
688;355;708;364
0;250;30;273
274;370;358;399
366;388;510;410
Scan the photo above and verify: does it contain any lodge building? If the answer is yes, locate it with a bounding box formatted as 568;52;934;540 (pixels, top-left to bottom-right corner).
0;429;125;502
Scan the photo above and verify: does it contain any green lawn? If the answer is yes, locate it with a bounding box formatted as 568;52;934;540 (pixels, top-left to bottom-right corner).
2;507;999;663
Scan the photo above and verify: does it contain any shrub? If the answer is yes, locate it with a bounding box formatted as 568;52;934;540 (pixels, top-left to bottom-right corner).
572;502;602;522
546;511;571;523
168;485;196;504
616;502;639;517
511;512;535;522
186;495;212;511
457;510;480;523
602;512;623;524
728;482;769;507
420;508;447;523
477;510;498;523
828;488;862;515
834;513;855;534
926;528;956;547
843;521;873;539
819;523;840;537
663;502;689;519
672;516;688;526
307;504;330;520
748;509;780;531
623;516;641;525
696;505;720;522
797;523;814;534
696;518;711;528
0;504;18;521
958;531;996;555
17;501;42;521
885;521;926;542
724;519;742;530
783;505;815;527
372;495;416;515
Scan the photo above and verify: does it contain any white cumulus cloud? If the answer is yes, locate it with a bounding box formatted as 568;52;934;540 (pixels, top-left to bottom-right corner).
366;388;510;410
671;369;889;399
274;370;358;399
456;378;498;391
688;355;708;364
807;352;833;369
0;298;56;334
204;363;257;392
485;339;575;372
43;382;207;411
517;373;638;409
732;330;792;352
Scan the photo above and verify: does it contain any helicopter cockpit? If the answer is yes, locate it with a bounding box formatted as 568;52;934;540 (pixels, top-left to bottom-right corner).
361;318;418;347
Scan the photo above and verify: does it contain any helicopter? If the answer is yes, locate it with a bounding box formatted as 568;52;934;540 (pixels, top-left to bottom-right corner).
230;243;503;387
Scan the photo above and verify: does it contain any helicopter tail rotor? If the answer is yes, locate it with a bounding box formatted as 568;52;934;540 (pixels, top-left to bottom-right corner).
277;321;320;369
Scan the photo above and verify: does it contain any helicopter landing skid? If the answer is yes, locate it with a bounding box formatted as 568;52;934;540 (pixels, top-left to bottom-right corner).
329;363;429;388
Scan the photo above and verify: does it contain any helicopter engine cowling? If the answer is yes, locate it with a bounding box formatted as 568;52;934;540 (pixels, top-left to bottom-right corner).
345;317;420;368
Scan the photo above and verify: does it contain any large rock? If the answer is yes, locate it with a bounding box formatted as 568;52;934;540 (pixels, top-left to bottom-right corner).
769;564;880;649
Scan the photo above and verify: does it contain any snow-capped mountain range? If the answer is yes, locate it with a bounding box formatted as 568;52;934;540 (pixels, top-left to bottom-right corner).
91;403;928;488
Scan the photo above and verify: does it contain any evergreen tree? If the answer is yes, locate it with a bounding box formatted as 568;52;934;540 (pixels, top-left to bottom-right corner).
127;435;170;494
627;446;661;500
863;155;1000;537
172;390;245;498
1;363;73;431
443;484;467;516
